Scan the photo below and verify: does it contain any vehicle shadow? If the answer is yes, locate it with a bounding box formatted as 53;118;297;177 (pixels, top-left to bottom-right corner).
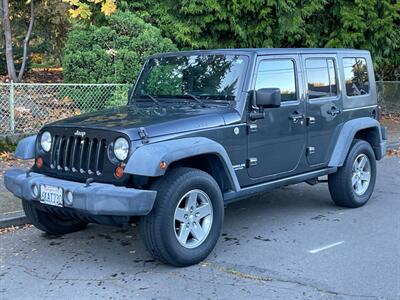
28;183;339;272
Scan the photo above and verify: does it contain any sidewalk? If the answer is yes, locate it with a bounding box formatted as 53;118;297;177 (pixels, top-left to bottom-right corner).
1;118;399;227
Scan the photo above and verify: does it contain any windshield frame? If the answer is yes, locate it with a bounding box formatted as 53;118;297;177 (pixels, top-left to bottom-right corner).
129;52;250;105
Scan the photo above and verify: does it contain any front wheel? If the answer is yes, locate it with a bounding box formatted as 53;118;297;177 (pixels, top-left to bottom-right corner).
22;201;88;235
140;168;224;267
328;140;377;208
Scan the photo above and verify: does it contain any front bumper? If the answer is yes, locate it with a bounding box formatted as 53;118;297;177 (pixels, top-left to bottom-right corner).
4;169;157;216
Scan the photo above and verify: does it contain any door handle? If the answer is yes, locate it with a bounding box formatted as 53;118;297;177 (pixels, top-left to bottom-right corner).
289;111;304;123
327;106;341;116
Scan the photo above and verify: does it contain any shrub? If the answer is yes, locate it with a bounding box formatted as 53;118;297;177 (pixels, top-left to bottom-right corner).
62;11;177;110
62;11;177;84
105;85;130;109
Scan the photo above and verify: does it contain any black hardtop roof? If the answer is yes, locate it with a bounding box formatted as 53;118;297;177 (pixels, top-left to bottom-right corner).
150;48;370;58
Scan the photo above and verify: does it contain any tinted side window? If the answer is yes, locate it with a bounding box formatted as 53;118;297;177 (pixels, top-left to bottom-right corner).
343;57;369;96
305;58;337;99
255;60;297;101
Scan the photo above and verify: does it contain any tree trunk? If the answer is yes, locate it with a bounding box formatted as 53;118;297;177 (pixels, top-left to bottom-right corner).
1;0;17;82
18;0;34;81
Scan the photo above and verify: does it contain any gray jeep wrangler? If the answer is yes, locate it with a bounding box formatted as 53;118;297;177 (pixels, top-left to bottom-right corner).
4;48;387;266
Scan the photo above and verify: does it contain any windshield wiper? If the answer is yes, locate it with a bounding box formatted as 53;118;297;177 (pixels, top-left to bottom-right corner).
134;94;162;106
145;94;161;105
182;93;206;107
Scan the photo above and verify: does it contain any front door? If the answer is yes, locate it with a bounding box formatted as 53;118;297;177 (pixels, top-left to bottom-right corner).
247;55;307;180
301;54;343;167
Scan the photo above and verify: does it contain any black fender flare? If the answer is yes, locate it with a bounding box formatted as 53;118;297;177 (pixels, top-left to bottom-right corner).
328;117;386;167
15;135;36;160
125;137;240;192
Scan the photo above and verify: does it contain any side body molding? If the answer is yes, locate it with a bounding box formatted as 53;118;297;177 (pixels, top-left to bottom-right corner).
329;117;386;167
125;137;241;192
15;135;37;160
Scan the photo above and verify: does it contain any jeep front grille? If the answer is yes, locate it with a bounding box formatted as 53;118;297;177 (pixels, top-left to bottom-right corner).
50;135;107;175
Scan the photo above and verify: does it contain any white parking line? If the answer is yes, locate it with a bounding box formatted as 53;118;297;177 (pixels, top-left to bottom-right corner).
308;241;345;254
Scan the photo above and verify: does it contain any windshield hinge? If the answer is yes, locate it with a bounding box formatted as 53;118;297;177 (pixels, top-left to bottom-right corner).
138;127;149;144
249;110;265;121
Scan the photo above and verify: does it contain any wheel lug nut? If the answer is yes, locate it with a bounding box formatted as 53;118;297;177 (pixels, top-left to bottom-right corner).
184;214;188;219
195;212;200;217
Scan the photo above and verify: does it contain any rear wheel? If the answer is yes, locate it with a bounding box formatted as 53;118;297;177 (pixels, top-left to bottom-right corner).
22;201;87;235
140;167;224;267
328;140;377;208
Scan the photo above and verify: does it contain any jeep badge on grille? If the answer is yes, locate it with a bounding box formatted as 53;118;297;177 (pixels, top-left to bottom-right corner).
74;130;86;137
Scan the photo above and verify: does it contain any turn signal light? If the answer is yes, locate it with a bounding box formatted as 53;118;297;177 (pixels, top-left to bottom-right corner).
114;165;124;178
35;157;43;168
159;161;168;170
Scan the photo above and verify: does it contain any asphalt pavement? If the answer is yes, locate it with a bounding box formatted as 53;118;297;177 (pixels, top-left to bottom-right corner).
0;156;399;300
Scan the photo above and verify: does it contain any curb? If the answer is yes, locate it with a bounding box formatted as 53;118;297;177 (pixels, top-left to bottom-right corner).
0;212;28;229
387;141;400;150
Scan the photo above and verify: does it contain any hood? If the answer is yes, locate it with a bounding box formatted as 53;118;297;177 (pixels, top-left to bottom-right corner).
48;104;241;140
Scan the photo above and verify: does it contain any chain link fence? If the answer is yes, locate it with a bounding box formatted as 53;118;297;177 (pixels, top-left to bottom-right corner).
0;81;399;138
0;83;130;138
377;81;400;116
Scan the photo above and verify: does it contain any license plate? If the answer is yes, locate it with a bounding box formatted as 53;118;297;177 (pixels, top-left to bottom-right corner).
40;185;63;207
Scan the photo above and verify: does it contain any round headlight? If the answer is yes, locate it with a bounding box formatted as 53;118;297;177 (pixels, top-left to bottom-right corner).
40;131;52;152
114;137;129;161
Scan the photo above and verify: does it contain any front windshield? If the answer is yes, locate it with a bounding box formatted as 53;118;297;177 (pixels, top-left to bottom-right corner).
132;54;248;102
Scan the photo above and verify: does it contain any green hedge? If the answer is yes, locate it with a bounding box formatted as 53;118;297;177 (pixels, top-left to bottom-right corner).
62;11;177;110
63;11;177;84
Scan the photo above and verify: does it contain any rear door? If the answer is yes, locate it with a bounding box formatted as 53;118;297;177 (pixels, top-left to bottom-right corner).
302;54;343;167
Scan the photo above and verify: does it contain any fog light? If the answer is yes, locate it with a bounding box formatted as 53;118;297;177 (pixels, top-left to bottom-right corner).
35;157;43;168
32;184;39;198
159;161;168;170
114;166;124;179
65;191;73;205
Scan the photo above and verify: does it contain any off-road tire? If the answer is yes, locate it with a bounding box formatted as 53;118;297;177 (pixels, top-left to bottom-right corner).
328;139;377;208
140;167;224;267
22;200;88;235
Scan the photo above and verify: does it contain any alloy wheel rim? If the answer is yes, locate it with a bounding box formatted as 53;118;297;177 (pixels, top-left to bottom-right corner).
173;189;213;249
351;154;371;196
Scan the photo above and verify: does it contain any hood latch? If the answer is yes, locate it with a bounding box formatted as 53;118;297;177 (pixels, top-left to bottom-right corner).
138;127;149;144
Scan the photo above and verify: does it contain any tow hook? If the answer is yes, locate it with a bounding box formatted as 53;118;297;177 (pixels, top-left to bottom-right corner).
85;178;94;187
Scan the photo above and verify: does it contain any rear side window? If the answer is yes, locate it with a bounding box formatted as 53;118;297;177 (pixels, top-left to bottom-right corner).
305;58;337;99
255;59;297;101
343;57;369;96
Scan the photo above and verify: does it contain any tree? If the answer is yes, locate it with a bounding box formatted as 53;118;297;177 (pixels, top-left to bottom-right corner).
0;0;115;81
62;11;177;84
63;0;116;19
125;0;400;80
62;11;177;110
34;1;71;65
314;0;400;80
1;0;34;82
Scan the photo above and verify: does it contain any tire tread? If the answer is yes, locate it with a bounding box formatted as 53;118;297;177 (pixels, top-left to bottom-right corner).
22;201;87;235
328;139;376;208
140;167;223;266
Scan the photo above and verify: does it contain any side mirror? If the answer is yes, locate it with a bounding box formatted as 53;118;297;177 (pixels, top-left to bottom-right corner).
255;88;281;108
